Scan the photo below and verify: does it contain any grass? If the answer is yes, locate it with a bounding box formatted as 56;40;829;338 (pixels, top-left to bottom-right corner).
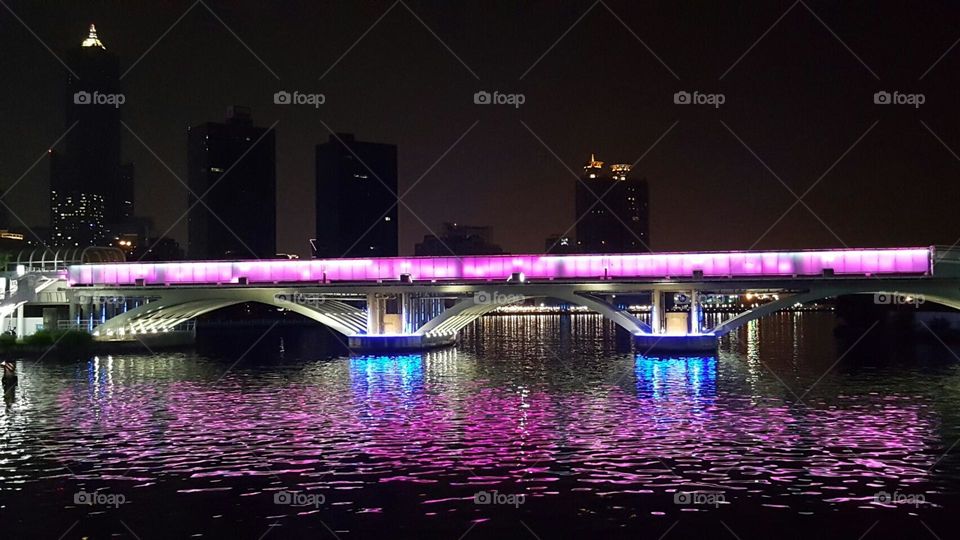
0;329;94;354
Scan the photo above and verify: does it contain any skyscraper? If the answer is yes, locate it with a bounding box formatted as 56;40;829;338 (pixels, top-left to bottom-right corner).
315;133;398;258
575;154;650;253
50;24;135;247
414;222;504;256
117;162;135;222
187;106;276;259
544;233;575;254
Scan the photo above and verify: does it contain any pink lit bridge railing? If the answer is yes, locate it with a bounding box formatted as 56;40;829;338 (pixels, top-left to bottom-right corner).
67;247;934;287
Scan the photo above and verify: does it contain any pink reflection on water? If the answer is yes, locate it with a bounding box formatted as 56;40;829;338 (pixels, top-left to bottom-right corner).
41;353;940;515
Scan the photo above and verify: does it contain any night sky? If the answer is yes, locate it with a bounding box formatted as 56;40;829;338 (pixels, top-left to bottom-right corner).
2;1;959;257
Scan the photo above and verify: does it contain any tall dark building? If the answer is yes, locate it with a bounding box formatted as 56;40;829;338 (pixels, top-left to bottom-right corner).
187;106;276;260
415;222;504;256
117;162;135;222
544;233;575;254
575;154;650;253
315;134;398;258
50;24;135;247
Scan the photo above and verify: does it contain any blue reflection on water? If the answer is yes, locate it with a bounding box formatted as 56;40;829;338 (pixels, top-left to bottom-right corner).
634;355;717;399
84;356;106;392
349;354;424;396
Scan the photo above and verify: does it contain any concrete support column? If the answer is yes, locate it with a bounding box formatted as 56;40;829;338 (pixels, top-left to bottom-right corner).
366;294;383;335
43;307;58;332
16;304;24;339
79;296;91;330
400;293;412;334
651;290;663;334
690;289;700;334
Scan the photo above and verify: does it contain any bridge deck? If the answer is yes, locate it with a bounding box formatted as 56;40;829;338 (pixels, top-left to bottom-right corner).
67;247;933;287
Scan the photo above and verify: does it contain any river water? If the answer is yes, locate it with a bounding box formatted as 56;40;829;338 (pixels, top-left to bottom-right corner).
1;312;959;539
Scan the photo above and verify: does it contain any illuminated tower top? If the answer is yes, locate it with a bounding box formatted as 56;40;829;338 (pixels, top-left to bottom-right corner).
584;153;604;170
610;163;631;181
81;23;106;49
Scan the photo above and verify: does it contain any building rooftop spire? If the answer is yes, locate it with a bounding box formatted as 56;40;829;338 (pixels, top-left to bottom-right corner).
81;23;106;49
585;153;604;169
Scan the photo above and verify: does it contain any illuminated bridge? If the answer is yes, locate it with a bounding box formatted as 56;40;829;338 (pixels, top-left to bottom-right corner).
62;246;960;352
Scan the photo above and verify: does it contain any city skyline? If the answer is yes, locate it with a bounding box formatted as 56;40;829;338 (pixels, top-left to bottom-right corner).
2;2;959;259
5;4;960;539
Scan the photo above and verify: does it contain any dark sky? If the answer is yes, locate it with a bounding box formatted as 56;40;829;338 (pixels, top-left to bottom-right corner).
2;1;959;257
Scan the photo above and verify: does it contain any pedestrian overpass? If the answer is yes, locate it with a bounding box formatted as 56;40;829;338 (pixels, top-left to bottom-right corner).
62;246;960;351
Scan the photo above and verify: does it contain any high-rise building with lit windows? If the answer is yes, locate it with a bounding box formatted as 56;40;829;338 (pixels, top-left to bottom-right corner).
187;106;276;260
50;190;106;246
314;133;398;258
50;24;135;247
575;154;650;253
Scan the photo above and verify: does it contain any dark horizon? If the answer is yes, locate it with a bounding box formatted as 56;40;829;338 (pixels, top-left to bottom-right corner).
2;1;959;258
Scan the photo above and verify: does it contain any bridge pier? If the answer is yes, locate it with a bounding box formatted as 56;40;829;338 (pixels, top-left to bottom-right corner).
651;290;663;333
366;293;383;334
347;333;457;353
635;333;717;352
352;293;459;352
400;292;412;334
634;287;717;353
690;289;701;333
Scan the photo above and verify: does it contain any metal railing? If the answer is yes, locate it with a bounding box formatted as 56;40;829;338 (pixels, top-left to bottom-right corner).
58;320;196;333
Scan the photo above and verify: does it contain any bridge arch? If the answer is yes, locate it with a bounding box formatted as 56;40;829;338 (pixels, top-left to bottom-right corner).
418;290;651;337
710;285;960;335
93;289;367;338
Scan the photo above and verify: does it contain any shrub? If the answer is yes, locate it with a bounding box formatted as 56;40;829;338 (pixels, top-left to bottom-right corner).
54;330;93;349
23;329;55;346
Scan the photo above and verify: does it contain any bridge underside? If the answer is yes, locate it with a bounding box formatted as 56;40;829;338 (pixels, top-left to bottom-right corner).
78;278;960;352
90;289;368;340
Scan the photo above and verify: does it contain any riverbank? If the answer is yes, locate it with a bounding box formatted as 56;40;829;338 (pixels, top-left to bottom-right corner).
0;329;194;357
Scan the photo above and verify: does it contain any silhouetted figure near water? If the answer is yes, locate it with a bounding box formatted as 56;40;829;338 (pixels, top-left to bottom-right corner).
2;360;16;407
2;360;16;387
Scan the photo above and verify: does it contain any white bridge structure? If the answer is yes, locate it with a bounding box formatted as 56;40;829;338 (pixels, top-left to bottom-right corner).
0;274;66;337
61;246;960;352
